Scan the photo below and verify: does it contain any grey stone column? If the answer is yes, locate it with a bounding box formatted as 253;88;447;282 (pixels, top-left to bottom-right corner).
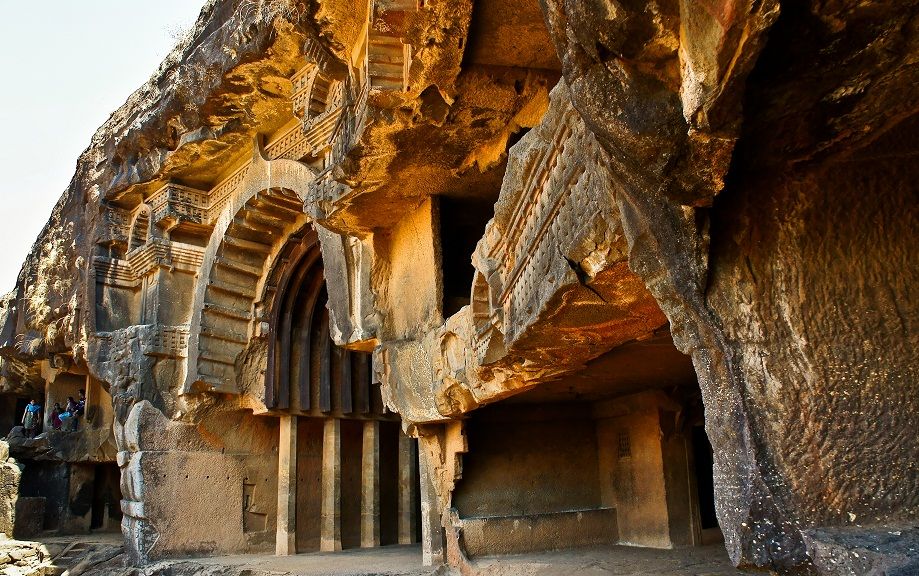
419;450;444;565
276;414;297;555
320;417;342;551
398;433;419;544
361;420;381;547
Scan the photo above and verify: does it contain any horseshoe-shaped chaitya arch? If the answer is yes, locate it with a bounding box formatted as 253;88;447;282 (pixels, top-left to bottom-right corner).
183;143;316;395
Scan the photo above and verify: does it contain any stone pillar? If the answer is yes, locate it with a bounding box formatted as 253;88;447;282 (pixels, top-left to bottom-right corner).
276;415;297;555
419;451;444;566
84;375;95;419
320;418;342;551
398;433;418;544
361;420;380;547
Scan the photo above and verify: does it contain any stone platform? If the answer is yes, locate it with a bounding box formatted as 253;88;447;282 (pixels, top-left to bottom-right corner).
466;544;750;575
71;543;750;576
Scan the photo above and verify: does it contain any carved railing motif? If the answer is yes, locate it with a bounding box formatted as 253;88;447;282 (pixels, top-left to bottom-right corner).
93;325;190;360
291;65;317;119
94;237;207;285
126;238;206;277
490;110;584;316
146;184;210;228
208;165;251;218
147;325;190;358
93;256;137;289
99;205;130;247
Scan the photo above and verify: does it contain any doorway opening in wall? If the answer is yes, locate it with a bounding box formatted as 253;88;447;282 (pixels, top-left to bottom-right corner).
692;425;721;544
18;460;66;532
12;397;30;434
90;463;123;532
439;194;501;318
265;227;423;554
452;327;722;558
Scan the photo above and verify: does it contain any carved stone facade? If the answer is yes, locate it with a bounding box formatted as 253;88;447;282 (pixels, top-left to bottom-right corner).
0;0;916;574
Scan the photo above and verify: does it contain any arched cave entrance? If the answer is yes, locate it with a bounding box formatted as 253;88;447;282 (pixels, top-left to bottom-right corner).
452;328;721;556
265;227;421;554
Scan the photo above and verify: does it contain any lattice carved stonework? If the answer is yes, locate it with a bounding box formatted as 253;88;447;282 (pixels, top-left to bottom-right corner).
126;238;205;279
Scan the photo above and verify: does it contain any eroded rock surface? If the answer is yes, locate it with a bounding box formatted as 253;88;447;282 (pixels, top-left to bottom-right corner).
0;0;915;573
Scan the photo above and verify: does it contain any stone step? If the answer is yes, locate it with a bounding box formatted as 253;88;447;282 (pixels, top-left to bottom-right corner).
207;279;256;299
200;325;249;345
196;373;234;393
203;302;252;323
370;76;404;91
214;257;262;278
249;196;303;219
242;208;286;231
259;190;304;212
232;214;284;235
199;351;237;366
369;61;404;77
369;34;403;47
222;234;273;255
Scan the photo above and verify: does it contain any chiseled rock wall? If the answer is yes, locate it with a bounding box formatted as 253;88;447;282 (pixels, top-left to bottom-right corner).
377;81;668;425
118;400;279;563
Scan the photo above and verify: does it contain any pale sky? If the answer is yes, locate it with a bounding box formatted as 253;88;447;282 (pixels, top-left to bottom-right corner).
0;1;205;293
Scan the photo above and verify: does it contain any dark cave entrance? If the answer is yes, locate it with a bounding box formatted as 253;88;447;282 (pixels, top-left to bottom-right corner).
439;195;500;318
90;462;123;531
692;425;719;534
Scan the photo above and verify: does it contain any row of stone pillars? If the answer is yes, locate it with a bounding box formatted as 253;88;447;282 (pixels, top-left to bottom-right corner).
276;416;431;558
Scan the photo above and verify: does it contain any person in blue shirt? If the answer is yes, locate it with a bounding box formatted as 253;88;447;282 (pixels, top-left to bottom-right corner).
21;400;42;438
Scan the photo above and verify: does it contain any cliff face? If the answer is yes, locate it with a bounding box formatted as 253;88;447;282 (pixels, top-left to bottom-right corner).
0;0;917;572
1;0;309;364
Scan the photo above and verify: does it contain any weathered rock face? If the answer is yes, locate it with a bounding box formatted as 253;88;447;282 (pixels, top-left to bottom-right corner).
0;0;916;573
539;0;919;570
118;400;279;562
0;441;20;537
702;133;919;569
0;539;54;575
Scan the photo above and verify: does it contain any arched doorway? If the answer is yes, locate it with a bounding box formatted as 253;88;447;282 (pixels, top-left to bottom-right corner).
267;228;421;554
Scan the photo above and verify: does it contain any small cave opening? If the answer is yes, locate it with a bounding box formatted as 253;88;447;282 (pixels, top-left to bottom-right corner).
438;194;498;318
692;425;719;532
452;328;724;556
90;462;123;531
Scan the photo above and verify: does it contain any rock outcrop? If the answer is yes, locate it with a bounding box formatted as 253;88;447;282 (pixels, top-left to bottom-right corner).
0;442;20;538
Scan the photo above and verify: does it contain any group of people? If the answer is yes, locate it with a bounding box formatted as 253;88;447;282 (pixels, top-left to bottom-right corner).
20;390;86;438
